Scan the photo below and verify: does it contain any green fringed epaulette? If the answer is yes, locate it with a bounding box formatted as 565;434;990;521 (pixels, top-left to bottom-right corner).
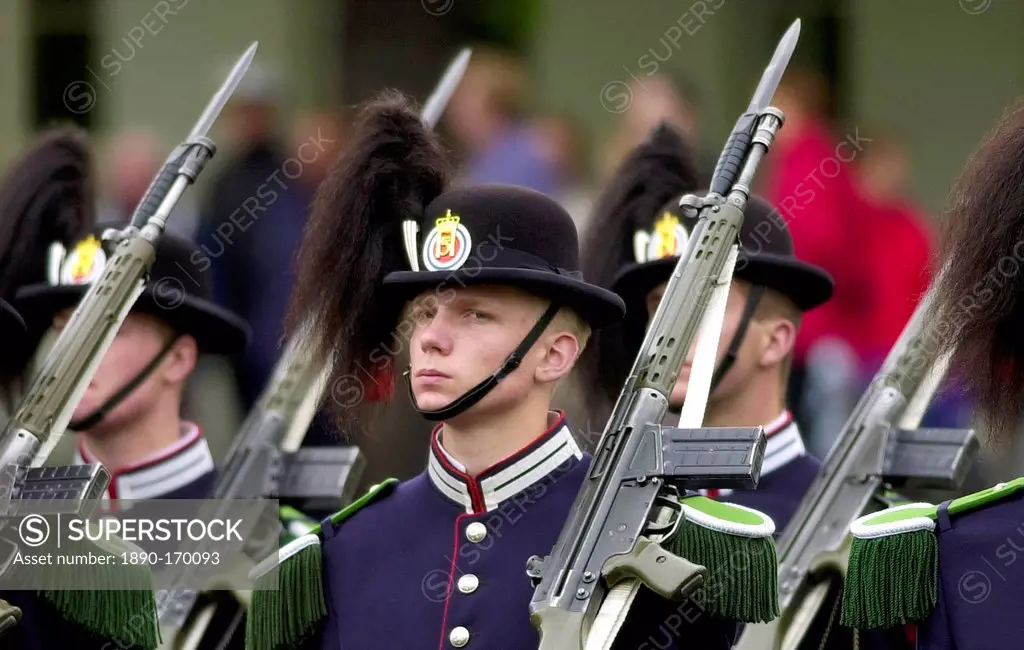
842;477;1024;631
33;528;160;649
841;501;940;629
246;478;399;650
665;495;778;623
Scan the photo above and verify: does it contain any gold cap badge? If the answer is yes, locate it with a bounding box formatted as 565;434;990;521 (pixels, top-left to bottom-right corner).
423;210;472;272
61;235;107;286
647;211;688;261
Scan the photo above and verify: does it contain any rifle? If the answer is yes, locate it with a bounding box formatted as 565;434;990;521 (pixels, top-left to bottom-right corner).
733;275;981;650
0;42;258;638
156;47;474;650
527;20;802;650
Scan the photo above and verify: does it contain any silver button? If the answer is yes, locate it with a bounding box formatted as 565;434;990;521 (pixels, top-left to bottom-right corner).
457;574;479;594
465;522;487;543
449;626;470;647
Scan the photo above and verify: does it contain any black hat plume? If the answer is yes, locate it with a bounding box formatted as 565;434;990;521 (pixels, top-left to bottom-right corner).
577;122;700;418
927;99;1024;445
284;90;448;430
0;125;94;380
0;126;94;303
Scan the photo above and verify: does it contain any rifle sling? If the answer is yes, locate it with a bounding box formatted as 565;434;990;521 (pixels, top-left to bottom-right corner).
709;284;764;393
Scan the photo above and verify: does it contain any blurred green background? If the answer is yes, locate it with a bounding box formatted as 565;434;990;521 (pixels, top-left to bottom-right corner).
0;0;1019;216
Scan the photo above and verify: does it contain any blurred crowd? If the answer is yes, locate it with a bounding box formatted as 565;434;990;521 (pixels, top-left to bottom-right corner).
89;45;975;486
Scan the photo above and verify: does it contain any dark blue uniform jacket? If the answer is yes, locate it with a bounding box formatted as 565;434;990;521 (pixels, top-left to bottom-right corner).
917;487;1024;650
319;414;740;650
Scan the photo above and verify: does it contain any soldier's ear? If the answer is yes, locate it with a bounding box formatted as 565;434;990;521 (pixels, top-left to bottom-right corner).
535;331;580;385
757;317;796;371
162;334;198;385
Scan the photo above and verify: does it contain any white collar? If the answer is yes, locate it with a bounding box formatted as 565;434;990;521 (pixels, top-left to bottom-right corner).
759;410;806;476
434;439;467;472
427;411;584;514
74;421;215;500
701;410;806;497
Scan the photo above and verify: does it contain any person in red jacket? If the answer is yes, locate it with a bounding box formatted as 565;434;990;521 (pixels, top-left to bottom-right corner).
855;133;973;431
855;133;935;367
759;69;872;448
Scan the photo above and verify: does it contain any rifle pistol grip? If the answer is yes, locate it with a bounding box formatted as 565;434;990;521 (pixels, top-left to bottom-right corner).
602;536;706;602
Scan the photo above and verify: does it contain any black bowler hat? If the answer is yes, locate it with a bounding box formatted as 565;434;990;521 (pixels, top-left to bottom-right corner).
0;298;27;347
383;184;626;329
14;225;250;355
612;193;834;329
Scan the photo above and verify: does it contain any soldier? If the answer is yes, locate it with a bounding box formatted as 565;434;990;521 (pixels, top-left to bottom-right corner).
840;99;1024;649
15;226;251;500
2;226;256;650
578;123;833;532
15;224;327;645
1;296;162;650
578;125;915;650
245;90;781;650
0;132;164;649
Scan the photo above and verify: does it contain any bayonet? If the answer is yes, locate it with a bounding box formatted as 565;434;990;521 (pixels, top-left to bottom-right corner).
748;21;800;113
188;43;259;143
125;43;256;233
422;47;471;129
708;19;799;199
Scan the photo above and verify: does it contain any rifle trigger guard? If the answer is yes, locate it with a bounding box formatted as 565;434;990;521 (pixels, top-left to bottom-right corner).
645;492;684;543
601;536;706;602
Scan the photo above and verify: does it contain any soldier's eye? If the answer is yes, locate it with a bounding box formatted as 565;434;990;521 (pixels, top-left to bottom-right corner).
411;307;434;323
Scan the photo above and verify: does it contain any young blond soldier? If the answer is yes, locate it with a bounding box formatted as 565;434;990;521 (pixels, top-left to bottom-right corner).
245;92;780;650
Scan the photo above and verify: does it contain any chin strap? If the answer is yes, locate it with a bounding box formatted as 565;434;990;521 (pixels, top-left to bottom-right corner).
708;285;765;392
404;303;561;422
669;285;765;416
69;335;181;432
